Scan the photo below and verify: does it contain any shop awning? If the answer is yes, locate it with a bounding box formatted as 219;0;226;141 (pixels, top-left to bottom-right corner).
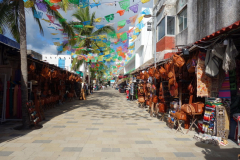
0;34;20;50
195;20;240;44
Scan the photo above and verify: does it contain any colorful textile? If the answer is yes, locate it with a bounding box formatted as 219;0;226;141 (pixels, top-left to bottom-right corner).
117;10;125;16
129;15;138;25
196;51;212;97
105;14;114;22
118;20;126;27
36;2;47;12
138;15;144;23
46;14;55;23
119;0;130;11
129;4;139;13
94;18;102;23
218;73;231;99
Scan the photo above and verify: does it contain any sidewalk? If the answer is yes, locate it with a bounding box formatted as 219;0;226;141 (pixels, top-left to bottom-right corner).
0;88;239;160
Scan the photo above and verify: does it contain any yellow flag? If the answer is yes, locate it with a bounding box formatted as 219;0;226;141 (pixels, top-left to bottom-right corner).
141;0;151;3
85;25;94;28
51;33;58;35
138;15;144;23
94;18;102;23
135;28;140;33
42;19;51;23
54;42;61;46
98;56;104;61
104;51;109;55
131;35;137;41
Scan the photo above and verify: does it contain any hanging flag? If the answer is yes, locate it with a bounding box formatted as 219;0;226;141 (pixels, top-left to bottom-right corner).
106;23;114;27
52;38;60;40
42;18;51;23
95;25;104;29
24;0;34;8
94;18;102;23
59;18;66;23
79;0;89;8
105;2;115;6
73;25;83;28
117;10;125;16
54;42;61;46
129;4;139;13
118;20;126;27
36;2;47;12
135;28;140;33
83;21;90;25
119;0;130;11
131;35;137;41
50;5;60;11
136;22;144;30
69;0;80;4
120;32;127;41
126;20;131;24
129;15;138;25
90;2;101;8
33;10;43;19
46;14;55;23
138;15;144;23
141;0;151;4
57;46;63;51
85;25;94;28
141;8;150;15
105;14;114;22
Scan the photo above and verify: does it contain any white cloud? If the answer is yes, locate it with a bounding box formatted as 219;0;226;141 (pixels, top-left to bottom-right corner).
27;44;57;55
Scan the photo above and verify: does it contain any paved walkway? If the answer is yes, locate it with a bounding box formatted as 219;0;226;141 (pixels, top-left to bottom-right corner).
0;88;239;160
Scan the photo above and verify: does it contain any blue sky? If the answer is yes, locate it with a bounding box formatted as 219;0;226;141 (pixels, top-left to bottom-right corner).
5;0;153;55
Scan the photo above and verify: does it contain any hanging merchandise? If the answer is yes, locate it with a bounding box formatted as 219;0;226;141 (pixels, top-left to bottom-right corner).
141;0;151;4
33;10;43;19
117;10;125;16
138;15;144;23
105;14;114;22
46;14;55;23
196;51;212;97
94;18;102;23
36;2;47;12
129;4;139;13
24;0;34;8
129;15;138;25
119;0;130;11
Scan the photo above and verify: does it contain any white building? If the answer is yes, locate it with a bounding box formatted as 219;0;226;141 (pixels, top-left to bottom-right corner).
124;7;153;75
42;55;72;71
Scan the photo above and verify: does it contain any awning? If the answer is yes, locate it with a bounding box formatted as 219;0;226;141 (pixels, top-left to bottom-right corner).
0;34;20;50
195;20;240;44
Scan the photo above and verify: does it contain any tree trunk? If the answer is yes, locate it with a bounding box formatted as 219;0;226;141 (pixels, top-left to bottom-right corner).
19;0;30;128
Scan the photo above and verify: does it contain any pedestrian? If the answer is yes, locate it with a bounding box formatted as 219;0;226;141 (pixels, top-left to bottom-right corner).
102;85;105;90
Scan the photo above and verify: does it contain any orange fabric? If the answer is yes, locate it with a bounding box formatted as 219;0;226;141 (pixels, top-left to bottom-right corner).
127;27;134;33
50;0;61;3
117;10;125;16
129;15;138;25
50;5;60;11
117;46;122;52
117;26;124;31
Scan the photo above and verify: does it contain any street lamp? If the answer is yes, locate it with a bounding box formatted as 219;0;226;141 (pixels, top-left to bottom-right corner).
144;14;156;68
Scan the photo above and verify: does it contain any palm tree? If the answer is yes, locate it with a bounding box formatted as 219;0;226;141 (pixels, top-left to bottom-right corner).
67;7;115;84
0;0;74;128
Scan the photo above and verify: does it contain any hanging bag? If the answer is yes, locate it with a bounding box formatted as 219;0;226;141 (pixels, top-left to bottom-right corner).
173;54;185;68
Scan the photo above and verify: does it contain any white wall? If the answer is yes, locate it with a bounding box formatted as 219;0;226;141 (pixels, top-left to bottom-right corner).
42;55;72;71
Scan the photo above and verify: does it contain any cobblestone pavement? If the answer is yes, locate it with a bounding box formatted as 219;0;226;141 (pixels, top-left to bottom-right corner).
0;88;239;160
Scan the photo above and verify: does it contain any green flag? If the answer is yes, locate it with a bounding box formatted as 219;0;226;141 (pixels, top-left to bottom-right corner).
119;0;130;11
105;14;114;22
74;25;83;28
118;20;126;27
120;32;127;41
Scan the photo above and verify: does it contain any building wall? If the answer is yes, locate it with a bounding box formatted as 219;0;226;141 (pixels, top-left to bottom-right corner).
27;50;42;60
156;36;175;52
42;55;72;71
176;0;240;45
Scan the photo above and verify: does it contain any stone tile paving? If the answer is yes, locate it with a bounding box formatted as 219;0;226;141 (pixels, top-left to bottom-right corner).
0;88;239;160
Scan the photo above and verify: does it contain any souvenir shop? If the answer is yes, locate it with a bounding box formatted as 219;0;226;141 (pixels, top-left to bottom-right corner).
0;37;82;126
131;25;240;146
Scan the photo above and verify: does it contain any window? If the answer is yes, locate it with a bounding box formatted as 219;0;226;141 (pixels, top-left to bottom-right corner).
157;17;165;41
178;7;187;32
167;16;175;35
